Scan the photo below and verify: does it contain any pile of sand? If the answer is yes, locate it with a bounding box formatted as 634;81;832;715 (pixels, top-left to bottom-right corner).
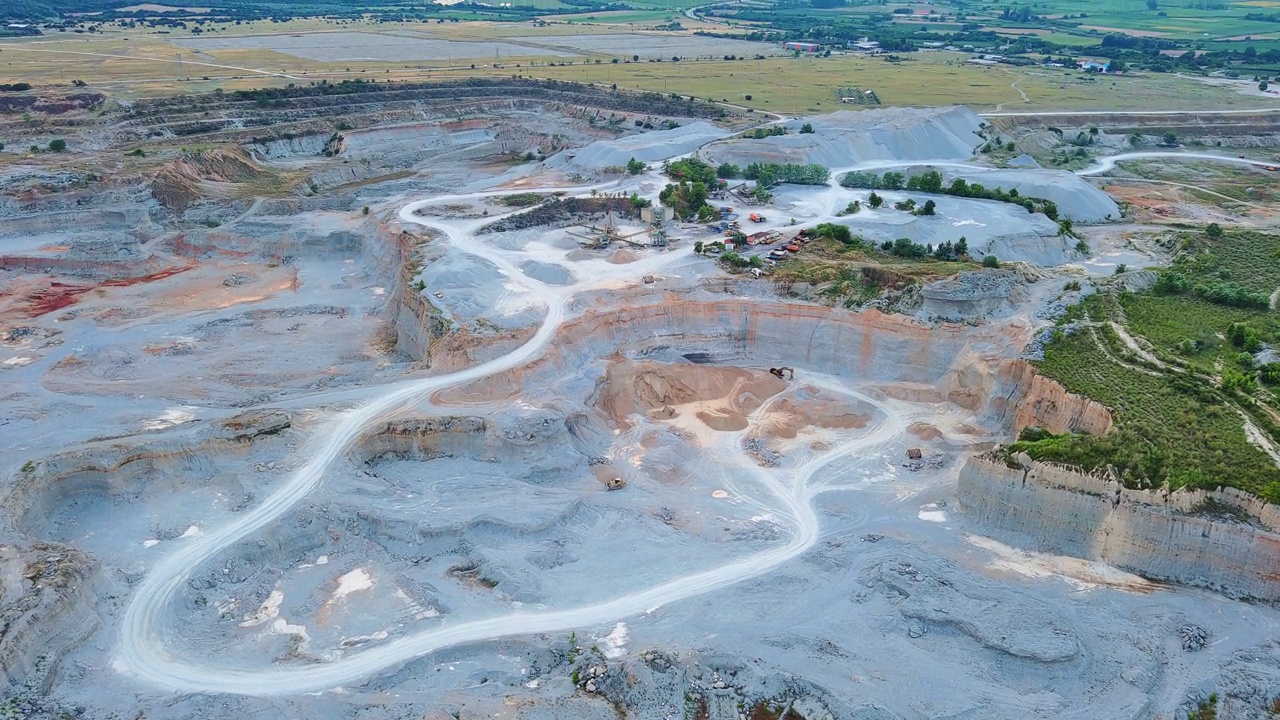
607;249;639;264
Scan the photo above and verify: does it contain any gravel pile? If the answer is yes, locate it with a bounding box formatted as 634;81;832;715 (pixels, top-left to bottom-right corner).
706;106;985;168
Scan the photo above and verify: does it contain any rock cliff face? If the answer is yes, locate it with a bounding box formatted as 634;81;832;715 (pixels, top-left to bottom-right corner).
958;456;1280;600
985;359;1113;435
375;219;445;360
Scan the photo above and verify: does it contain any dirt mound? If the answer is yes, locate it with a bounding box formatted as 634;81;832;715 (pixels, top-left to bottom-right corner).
607;249;638;264
754;392;871;441
593;358;787;431
151;146;264;213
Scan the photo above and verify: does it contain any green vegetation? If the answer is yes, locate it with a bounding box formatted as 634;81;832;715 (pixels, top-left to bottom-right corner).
47;138;65;152
1017;227;1280;502
841;170;1059;220
498;193;546;207
1015;322;1280;501
982;255;1000;268
740;125;788;140
719;162;830;187
626;157;646;175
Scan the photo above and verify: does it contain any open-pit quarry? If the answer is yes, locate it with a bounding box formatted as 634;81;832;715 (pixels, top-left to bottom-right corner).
4;89;1280;720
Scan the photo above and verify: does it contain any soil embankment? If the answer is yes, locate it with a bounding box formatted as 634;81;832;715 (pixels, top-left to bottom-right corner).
958;455;1280;600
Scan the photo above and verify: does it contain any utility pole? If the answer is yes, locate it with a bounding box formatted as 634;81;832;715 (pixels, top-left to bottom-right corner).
176;53;184;80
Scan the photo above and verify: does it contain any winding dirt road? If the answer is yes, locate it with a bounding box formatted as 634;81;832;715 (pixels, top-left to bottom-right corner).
113;140;1269;696
115;174;904;695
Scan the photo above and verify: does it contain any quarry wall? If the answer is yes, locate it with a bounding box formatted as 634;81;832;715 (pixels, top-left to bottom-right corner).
957;455;1280;600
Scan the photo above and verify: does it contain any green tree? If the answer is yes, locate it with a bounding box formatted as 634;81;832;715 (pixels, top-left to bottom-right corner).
918;170;943;194
919;199;936;216
626;157;646;175
693;240;704;255
1206;222;1223;238
48;138;67;152
799;122;815;134
868;192;884;208
982;255;1000;268
1162;131;1178;146
362;205;370;216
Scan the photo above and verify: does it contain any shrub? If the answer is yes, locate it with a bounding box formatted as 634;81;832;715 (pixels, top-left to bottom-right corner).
813;222;852;243
48;138;67;152
1261;363;1280;385
982;255;1000;268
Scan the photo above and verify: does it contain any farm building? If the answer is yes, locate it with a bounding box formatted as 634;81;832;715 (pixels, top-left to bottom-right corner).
783;42;821;53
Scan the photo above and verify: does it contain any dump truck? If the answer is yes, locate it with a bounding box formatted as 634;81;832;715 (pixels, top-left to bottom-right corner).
749;212;765;223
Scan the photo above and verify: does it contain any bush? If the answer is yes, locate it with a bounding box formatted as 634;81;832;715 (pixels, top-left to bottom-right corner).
982;255;1000;268
626;157;646;175
813;222;852;243
1261;363;1280;385
48;138;67;152
799;122;815;134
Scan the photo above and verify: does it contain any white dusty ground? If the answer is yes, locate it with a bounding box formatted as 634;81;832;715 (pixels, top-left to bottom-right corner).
5;107;1280;720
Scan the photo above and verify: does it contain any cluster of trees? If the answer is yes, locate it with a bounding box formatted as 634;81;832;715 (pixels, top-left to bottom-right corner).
664;157;719;185
660;158;726;220
878;236;969;260
626;157;646;175
716;162;829;186
1155;271;1272;309
809;219;974;263
840;170;1058;220
741;125;788;139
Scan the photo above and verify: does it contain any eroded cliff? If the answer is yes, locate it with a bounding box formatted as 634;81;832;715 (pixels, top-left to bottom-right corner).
958;455;1280;600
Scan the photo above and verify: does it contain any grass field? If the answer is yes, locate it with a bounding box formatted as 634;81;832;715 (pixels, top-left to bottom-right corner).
2;19;1279;111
